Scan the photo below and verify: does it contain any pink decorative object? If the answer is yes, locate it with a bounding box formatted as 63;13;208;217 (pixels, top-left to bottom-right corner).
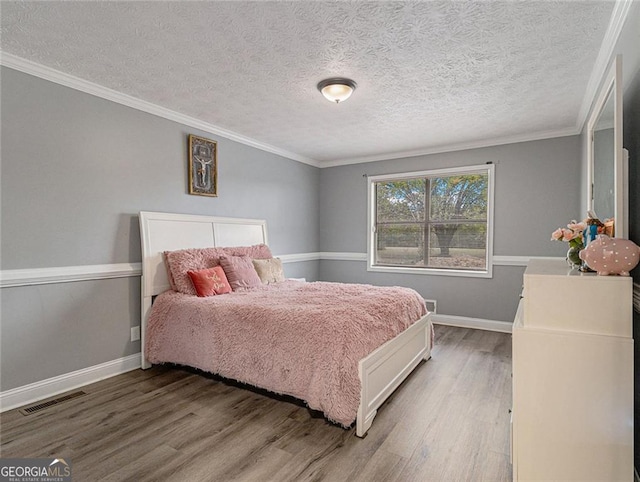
579;235;640;276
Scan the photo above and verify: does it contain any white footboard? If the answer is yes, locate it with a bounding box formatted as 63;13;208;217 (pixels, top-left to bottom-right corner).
356;313;432;438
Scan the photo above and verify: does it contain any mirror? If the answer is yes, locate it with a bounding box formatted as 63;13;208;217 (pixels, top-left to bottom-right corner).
592;89;615;221
587;55;627;238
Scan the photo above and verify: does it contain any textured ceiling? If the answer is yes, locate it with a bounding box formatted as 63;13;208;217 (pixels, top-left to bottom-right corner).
1;1;615;165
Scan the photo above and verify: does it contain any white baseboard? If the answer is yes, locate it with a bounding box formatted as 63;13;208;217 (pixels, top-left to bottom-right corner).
0;354;141;412
432;314;513;333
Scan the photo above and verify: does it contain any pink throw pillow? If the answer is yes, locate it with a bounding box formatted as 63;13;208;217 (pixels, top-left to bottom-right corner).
219;255;263;291
187;266;232;297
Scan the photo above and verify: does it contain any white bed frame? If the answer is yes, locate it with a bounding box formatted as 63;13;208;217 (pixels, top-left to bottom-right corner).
139;211;432;437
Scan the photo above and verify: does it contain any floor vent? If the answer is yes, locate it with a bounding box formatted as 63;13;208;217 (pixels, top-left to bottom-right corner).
19;390;87;416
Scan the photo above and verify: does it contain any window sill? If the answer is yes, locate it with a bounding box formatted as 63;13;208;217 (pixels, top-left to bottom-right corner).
367;264;493;278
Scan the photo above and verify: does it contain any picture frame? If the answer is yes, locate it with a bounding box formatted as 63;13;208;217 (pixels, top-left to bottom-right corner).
188;134;218;197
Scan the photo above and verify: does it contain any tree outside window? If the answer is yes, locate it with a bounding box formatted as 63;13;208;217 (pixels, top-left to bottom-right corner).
371;165;492;274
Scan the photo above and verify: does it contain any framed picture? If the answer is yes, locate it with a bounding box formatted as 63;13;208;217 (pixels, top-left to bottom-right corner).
188;134;218;197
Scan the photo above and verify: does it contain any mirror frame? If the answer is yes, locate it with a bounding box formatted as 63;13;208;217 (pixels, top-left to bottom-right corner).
587;54;626;238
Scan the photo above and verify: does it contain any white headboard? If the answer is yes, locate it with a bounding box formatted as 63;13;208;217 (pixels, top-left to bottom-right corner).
138;211;268;368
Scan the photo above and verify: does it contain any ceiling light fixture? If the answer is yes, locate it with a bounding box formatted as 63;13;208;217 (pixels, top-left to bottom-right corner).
317;78;357;104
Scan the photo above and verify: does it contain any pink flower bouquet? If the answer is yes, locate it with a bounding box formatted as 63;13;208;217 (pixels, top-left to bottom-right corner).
551;220;586;250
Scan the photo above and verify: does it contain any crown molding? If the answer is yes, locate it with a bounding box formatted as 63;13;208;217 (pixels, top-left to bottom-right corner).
0;52;321;168
1;42;612;170
575;0;634;133
318;127;579;168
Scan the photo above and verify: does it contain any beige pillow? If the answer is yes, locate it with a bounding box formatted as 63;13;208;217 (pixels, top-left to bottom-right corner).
252;258;285;284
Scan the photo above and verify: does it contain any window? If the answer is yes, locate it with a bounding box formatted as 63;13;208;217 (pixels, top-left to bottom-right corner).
368;164;494;277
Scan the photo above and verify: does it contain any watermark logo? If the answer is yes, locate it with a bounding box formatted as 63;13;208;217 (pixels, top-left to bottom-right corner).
0;458;71;482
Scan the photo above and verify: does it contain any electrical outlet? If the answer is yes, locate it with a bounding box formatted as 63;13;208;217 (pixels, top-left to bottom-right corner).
131;326;140;342
424;299;437;314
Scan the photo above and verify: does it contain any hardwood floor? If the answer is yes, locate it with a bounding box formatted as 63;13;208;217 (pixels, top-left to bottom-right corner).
0;325;512;481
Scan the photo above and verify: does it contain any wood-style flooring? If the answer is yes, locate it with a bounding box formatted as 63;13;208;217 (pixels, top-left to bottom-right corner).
0;325;512;481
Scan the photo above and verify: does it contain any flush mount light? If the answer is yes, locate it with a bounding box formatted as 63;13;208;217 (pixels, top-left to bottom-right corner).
317;78;357;104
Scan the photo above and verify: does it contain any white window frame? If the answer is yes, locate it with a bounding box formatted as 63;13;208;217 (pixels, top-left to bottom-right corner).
367;163;495;278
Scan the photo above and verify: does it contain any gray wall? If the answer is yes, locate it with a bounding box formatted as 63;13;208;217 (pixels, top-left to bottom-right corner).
0;67;320;391
318;136;582;322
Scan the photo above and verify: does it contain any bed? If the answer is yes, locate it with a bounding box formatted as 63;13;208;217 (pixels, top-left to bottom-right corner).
139;211;432;437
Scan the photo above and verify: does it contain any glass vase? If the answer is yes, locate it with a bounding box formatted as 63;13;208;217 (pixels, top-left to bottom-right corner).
566;246;582;269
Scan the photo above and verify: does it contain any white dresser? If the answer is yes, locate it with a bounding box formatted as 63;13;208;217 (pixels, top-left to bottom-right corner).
512;258;633;481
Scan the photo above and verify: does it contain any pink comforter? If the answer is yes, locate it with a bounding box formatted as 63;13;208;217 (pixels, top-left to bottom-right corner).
146;281;427;426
